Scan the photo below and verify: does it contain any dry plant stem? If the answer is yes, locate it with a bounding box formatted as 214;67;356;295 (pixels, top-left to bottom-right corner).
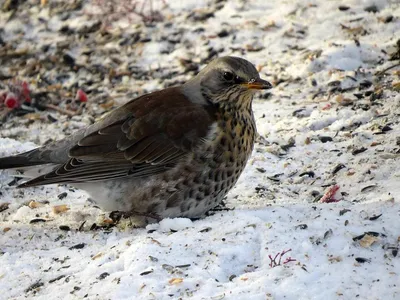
376;63;400;76
45;104;83;117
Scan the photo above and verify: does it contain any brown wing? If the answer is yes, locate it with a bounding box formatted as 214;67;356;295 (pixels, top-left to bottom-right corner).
19;87;216;187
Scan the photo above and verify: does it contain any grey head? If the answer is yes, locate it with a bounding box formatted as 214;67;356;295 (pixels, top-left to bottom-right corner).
182;56;272;106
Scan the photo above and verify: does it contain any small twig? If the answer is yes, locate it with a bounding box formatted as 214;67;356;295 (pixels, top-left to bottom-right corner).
278;249;292;265
269;249;296;267
376;63;400;76
283;257;297;264
45;103;83;117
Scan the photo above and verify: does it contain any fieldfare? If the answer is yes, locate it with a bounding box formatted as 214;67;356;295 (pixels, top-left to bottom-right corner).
0;56;272;221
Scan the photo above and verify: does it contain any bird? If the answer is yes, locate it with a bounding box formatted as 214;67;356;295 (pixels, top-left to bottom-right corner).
0;56;272;222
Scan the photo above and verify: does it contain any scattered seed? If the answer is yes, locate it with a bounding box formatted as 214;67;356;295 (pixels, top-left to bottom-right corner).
49;275;66;283
140;270;153;276
30;218;47;223
28;200;44;209
361;185;377;193
149;256;158;262
381;125;392;132
57;192;68;200
69;243;85;250
295;224;308;230
78;221;86;231
63;53;75;66
384;15;393;23
339;209;351;216
267;175;281;182
311;191;320;197
327;80;341;87
332;164;346;174
355;257;370;263
98;272;109;280
353;231;385;241
393;249;398;257
59;225;70;231
364;5;378;13
52;204;70;214
292;108;309;118
324;229;333;239
217;29;229;38
281;137;296;151
92;253;103;260
162;264;174;272
0;203;10;212
359;80;372;89
369;214;382;221
338;5;350;11
299;171;315;178
169;278;183;285
352;147;367;155
25;280;44;293
319;136;333;143
175;264;191;268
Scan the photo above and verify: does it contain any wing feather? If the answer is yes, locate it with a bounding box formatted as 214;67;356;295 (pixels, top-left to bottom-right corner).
19;87;216;187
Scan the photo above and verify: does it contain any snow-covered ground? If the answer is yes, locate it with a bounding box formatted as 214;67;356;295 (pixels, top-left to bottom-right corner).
1;0;400;299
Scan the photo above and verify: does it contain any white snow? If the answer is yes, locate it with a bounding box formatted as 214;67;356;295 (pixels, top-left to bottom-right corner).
1;0;400;299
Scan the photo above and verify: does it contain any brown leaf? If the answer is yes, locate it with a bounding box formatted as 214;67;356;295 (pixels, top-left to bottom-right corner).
169;278;183;285
52;205;70;214
359;234;379;248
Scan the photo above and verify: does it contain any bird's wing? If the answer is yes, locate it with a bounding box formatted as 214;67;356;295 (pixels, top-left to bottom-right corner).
19;87;216;187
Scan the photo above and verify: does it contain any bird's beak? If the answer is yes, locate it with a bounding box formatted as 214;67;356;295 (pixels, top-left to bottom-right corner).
241;78;272;90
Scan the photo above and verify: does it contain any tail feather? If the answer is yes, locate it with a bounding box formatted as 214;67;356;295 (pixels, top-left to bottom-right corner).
0;154;45;169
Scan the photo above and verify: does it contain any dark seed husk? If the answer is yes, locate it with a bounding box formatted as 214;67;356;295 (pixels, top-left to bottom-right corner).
361;185;377;193
295;224;308;230
339;209;351;216
98;272;109;280
140;270;153;276
30;218;47;223
352;147;367;155
69;243;85;250
319;136;333;143
25;280;44;293
0;203;10;212
49;275;66;283
332;164;346;174
299;171;315;178
57;192;68;200
369;214;382;221
355;257;370;263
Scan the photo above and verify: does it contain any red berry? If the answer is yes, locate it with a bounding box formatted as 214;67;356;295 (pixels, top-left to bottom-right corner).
76;89;88;102
21;81;31;102
5;93;19;109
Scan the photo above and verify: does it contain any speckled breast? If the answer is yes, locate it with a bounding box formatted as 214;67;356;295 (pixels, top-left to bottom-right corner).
171;109;256;216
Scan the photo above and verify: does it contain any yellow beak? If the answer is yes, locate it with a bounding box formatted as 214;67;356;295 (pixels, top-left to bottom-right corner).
241;78;272;90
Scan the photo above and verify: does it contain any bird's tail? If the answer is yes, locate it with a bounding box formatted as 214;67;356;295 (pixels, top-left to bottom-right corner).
0;150;46;170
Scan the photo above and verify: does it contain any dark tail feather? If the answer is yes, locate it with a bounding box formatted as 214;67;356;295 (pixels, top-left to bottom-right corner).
0;154;44;169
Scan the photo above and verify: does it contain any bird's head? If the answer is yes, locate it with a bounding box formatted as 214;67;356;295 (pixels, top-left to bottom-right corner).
184;56;272;108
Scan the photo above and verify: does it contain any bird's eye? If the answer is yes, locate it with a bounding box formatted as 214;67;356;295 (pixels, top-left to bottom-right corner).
223;72;234;81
